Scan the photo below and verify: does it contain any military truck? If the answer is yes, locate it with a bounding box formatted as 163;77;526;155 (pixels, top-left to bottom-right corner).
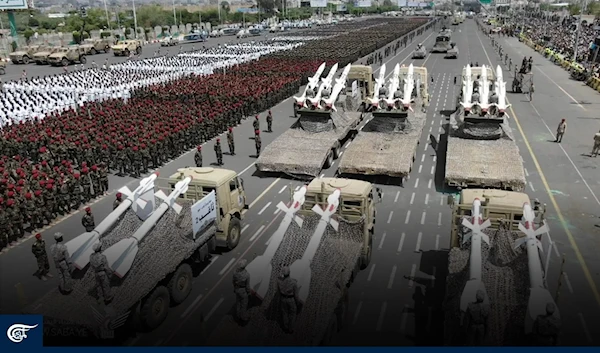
343;65;374;110
112;40;142;56
79;38;112;55
339;65;430;182
0;61;5;75
47;46;87;66
446;66;526;191
33;46;63;65
432;28;452;53
445;43;458;59
9;45;45;64
23;167;248;339
208;177;379;346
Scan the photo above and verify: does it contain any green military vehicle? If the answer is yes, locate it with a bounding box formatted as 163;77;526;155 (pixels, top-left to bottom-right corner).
80;38;113;55
47;46;87;66
33;46;63;65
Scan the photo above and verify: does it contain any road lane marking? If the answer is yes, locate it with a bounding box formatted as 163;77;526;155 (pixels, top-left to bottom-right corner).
388;266;397;289
414;178;419;188
578;313;593;343
352;301;363;325
376;302;388;332
564;272;574;294
395;191;400;203
320;174;324;178
218;258;236;276
440;196;444;206
529;182;536;192
398;232;406;252
239;162;256;175
249;225;266;242
430;165;435;175
258;202;271;215
415;232;422;252
420;212;426;225
409;264;416;287
378;232;387;250
181;295;204;318
435;234;440;250
387;211;394;224
425;194;429;205
367;264;376;281
418;165;423;173
241;224;249;234
438;212;442;226
205;297;224;321
433;155;437;162
405;210;411;224
248;178;280;209
410;192;415;205
278;185;287;194
421;154;425;163
428;179;432;189
200;256;219;275
524;168;529;177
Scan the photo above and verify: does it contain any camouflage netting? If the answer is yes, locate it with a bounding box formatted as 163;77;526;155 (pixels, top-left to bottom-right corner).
444;226;529;346
339;111;427;178
208;214;365;346
445;113;526;191
256;111;362;176
25;199;215;330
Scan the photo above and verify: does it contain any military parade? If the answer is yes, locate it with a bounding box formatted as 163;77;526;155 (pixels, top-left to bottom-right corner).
1;0;599;348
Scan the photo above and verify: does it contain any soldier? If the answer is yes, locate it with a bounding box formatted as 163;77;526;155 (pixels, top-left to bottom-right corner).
57;178;70;215
32;233;53;281
253;115;260;135
81;207;95;232
266;110;273;133
25;192;42;229
555;119;567;143
71;173;82;210
113;192;123;210
81;167;92;202
227;128;235;155
90;242;114;304
532;303;560;345
254;130;262;157
591;129;600;157
232;259;251;322
50;232;73;294
194;146;203;167
7;199;23;242
214;139;223;166
140;144;151;172
277;266;300;334
131;146;142;178
464;289;489;345
116;145;127;176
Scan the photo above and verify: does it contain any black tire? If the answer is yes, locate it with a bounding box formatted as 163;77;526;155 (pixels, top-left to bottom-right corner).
226;217;241;250
22;56;30;64
90;48;97;55
61;58;68;66
80;55;87;64
319;313;338;345
324;152;334;169
167;263;193;305
140;286;170;330
360;232;373;270
124;49;130;57
0;68;5;75
136;46;142;55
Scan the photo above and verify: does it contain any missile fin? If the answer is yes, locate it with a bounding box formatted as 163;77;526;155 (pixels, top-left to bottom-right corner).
518;222;528;234
294;215;304;228
118;186;133;198
480;219;492;230
171;202;183;215
276;201;289;212
480;232;490;246
514;236;527;250
461;218;474;229
311;203;324;216
534;224;549;237
462;232;473;245
155;190;168;202
329;218;339;232
135;198;148;209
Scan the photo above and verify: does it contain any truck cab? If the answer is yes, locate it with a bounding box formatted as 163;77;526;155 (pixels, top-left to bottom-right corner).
168;167;247;250
345;65;374;109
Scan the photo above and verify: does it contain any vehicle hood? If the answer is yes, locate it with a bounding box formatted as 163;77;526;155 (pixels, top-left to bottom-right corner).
34;51;52;57
10;51;28;56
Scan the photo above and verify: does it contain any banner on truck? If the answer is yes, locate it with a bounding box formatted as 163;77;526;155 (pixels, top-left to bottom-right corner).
191;190;217;238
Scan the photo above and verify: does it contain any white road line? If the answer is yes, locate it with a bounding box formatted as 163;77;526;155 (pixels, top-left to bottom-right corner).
428;126;432;133
409;264;416;287
524;168;529;177
435;234;440;250
420;212;426;225
367;264;376;281
387;211;394;224
564;272;574;294
415;232;422;252
378;232;387;250
241;224;249;234
206;297;224;321
433;155;437;162
200;256;220;275
418;165;423;173
528;182;536;192
438;127;443;133
553;242;560;257
578;313;593;343
249;225;265;242
430;119;434;125
405;210;411;224
258;202;271;215
400;305;409;333
181;294;204;318
414;178;419;188
273;207;280;215
428;179;433;189
219;258;236;276
430;166;435;175
294;185;300;191
239;162;256;176
376;302;388;332
440;195;444;206
431;267;436;288
388;266;397;289
278;185;287;194
410;192;415;205
394;191;400;203
421;154;425;163
398;233;406;252
438;212;442;226
352;301;363;325
320;174;324;178
425;194;429;205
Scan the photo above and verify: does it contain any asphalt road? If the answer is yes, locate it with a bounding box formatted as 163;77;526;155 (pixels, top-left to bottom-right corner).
2;19;599;346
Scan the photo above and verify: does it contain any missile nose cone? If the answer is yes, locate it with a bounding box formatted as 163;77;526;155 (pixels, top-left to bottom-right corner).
154;171;160;177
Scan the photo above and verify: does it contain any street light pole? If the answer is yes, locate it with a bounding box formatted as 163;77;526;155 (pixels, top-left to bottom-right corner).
132;0;139;39
172;0;177;26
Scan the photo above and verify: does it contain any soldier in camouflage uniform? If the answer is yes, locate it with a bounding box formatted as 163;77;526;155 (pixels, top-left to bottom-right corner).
266;110;273;133
277;266;300;334
32;233;53;281
7;199;24;243
532;303;560;345
253;116;260;136
113;192;123;210
194;146;203;167
90;242;114;304
0;206;9;250
131;146;142;178
149;141;159;169
232;259;251;323
24;192;42;229
70;174;82;210
99;163;109;195
227;128;235;155
140;144;151;173
464;289;489;345
50;232;73;294
116;145;127;176
81;207;95;232
255;130;262;157
91;165;102;198
214;139;223;166
57;179;70;215
81;167;92;203
43;183;56;223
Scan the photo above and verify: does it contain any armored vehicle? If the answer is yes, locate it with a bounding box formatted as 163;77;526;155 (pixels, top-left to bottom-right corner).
446;65;526;191
209;177;379;346
79;38;112;55
339;64;430;182
412;44;427;59
445;43;458;59
47;46;87;66
24;167;248;339
33;46;63;65
112;40;142;56
9;45;45;64
160;36;179;47
432;28;452;53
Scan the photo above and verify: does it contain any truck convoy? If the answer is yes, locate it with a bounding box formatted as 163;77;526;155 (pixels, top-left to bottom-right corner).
209;177;379;345
432;28;452;53
257;63;363;177
338;63;430;183
445;65;526;191
444;189;560;345
24;167;247;337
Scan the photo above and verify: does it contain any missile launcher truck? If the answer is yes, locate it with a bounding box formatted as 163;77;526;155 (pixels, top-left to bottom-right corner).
446;65;526;191
24;167;248;340
257;64;363;178
208;177;380;346
338;64;430;183
444;189;557;345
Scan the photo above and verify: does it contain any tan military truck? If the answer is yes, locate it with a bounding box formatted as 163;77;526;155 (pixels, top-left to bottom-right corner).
112;39;142;56
9;45;45;64
79;38;113;55
23;167;249;339
33;46;63;65
47;46;87;66
344;65;375;110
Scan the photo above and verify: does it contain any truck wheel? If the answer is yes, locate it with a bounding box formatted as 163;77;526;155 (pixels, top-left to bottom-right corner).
360;232;373;270
319;313;338;345
136;47;142;55
226;218;241;250
0;68;4;75
140;286;170;330
324;152;334;169
167;263;193;305
124;49;130;57
80;56;87;64
23;56;30;64
61;58;68;66
105;45;110;52
91;48;97;55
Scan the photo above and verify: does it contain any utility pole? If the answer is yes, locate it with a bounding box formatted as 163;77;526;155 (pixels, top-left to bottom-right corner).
132;0;139;39
79;6;87;43
172;0;178;27
103;0;111;30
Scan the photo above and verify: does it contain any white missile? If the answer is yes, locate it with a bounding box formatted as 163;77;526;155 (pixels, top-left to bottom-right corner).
290;189;341;303
515;202;559;333
103;176;193;278
461;65;473;110
477;65;490;112
294;62;326;107
368;64;386;106
397;63;415;110
321;64;351;111
460;198;491;314
307;63;338;107
246;185;307;299
383;64;400;107
66;172;160;270
494;65;511;113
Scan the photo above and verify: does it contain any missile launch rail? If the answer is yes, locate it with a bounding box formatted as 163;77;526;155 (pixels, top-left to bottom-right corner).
208;178;379;346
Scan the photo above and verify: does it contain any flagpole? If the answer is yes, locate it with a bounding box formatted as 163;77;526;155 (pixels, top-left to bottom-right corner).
132;0;138;39
103;0;111;29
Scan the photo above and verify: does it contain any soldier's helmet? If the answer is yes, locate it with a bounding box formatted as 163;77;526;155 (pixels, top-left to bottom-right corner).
281;266;291;278
116;192;122;199
35;233;42;240
93;242;102;252
237;259;248;270
216;138;220;142
85;207;91;213
54;232;64;241
197;146;202;151
228;127;233;132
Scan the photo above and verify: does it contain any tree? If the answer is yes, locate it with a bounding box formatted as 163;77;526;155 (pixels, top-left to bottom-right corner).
568;4;581;16
28;16;39;27
23;29;34;44
383;0;394;7
221;1;231;14
258;0;277;14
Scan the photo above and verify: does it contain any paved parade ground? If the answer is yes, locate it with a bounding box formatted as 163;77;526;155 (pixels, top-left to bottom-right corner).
1;19;599;346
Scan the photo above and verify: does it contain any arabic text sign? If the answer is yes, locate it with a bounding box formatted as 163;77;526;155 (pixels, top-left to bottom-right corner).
355;0;372;7
0;0;29;10
191;191;217;238
310;0;327;8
